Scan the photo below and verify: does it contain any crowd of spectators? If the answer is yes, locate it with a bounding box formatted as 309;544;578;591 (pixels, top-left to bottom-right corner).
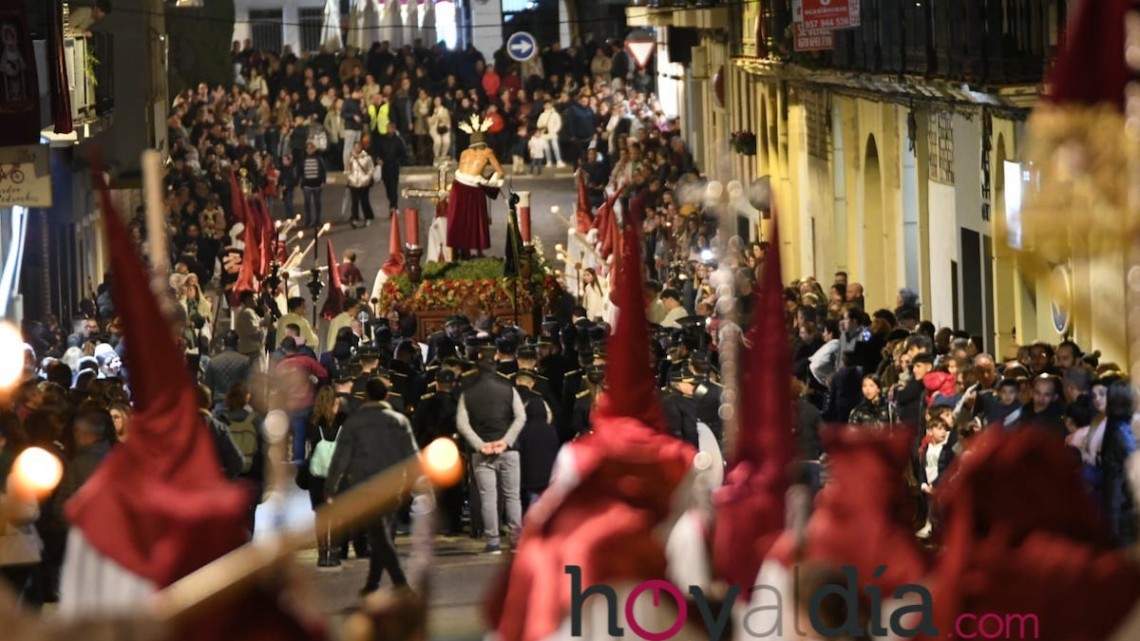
6;27;1136;616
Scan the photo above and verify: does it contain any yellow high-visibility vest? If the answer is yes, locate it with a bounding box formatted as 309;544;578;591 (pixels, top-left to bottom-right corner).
368;102;390;135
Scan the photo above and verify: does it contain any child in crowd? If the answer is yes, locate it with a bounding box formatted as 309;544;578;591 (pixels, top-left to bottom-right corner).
510;125;529;174
916;404;955;539
922;358;958;406
527;129;547;175
200;194;226;241
980;377;1024;427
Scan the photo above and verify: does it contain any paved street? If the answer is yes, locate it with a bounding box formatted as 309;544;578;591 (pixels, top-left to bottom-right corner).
261;169;578;639
299;535;502;641
256;485;501;640
290;167;580;301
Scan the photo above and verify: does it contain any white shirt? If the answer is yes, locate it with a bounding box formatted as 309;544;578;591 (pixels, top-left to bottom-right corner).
808;339;840;386
660;305;687;329
925;440;945;485
1088;418;1108;462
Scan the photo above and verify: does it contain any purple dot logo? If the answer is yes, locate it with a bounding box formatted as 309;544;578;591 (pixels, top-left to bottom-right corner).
625;580;687;641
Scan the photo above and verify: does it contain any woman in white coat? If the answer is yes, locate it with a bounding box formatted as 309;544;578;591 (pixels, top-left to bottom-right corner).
344;140;375;227
427;97;452;162
580;267;608;322
536;102;565;168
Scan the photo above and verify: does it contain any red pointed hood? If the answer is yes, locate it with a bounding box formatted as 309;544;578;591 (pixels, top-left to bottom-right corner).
228;170;249;225
592;188;624;261
712;217;795;598
592;185;663;431
321;239;345;320
382;216;405;277
230;170;258;295
575;168;589;218
927;428;1140;641
252;196;274;277
65;156;250;587
1045;0;1128;110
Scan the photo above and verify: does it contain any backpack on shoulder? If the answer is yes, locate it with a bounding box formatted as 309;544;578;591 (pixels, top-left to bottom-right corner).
309;426;338;478
225;412;260;475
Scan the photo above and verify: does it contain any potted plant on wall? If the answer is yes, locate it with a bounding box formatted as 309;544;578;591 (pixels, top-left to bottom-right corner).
730;130;757;156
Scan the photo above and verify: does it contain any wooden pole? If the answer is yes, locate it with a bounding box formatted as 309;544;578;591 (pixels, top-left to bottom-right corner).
151;455;426;625
142;151;169;277
141;150;179;323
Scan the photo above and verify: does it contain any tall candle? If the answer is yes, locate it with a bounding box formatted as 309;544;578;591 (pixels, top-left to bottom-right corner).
517;191;532;245
405;208;420;246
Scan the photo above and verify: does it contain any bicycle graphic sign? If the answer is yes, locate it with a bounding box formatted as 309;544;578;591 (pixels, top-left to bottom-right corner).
0;145;50;207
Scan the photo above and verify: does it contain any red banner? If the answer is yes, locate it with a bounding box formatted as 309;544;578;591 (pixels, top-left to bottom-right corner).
0;0;43;146
801;0;860;31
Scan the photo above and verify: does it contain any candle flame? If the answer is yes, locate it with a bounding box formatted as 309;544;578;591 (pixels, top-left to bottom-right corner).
11;447;63;499
421;438;463;488
264;410;289;443
0;321;24;390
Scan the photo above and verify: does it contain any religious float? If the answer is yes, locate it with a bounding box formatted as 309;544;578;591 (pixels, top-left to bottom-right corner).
390;161;564;342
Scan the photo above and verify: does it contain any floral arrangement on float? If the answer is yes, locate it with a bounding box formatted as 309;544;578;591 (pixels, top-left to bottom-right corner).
379;250;562;313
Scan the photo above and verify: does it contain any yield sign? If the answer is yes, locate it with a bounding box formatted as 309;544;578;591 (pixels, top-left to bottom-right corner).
507;31;537;62
625;29;656;69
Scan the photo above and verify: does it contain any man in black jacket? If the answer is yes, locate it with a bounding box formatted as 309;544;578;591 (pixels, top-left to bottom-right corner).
376;122;409;216
414;369;463;533
514;369;559;513
456;351;527;553
326;378;418;595
661;369;700;448
300;142;327;228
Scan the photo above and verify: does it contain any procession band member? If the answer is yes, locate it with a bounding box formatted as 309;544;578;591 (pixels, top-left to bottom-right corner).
446;114;505;260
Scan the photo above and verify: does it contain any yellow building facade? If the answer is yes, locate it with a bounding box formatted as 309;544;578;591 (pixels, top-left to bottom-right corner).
630;1;1127;364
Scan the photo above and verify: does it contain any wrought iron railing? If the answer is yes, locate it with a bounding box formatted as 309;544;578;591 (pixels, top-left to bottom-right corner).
733;0;1065;86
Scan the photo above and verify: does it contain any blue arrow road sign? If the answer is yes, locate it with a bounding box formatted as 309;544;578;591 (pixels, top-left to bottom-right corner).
507;32;537;62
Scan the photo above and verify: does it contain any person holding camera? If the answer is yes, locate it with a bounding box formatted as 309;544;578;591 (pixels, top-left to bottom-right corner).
235;290;270;362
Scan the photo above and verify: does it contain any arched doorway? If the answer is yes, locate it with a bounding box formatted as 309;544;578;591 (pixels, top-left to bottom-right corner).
863;135;886;307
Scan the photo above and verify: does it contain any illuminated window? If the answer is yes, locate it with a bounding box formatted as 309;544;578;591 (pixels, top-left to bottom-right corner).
434;0;458;49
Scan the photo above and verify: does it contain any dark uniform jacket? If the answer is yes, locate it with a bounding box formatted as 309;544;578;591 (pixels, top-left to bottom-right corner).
516;387;559;492
412;389;458;449
570;390;593;441
661;388;699;448
325;402;417;501
692;377;723;443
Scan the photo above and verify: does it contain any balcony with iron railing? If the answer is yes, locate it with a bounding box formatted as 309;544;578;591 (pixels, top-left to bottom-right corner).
66;31;115;123
730;0;1066;88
